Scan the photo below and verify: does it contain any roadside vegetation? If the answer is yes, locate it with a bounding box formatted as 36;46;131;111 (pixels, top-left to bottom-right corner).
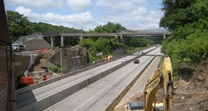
80;22;154;62
48;64;61;74
160;0;208;79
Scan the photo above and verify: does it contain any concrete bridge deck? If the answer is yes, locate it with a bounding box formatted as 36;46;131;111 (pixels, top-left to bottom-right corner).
42;30;171;37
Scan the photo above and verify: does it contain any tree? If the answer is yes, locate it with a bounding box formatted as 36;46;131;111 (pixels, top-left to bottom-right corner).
160;0;208;74
7;10;32;42
94;22;127;33
7;10;81;43
30;22;79;33
80;38;125;62
160;0;208;31
160;0;195;30
125;37;154;47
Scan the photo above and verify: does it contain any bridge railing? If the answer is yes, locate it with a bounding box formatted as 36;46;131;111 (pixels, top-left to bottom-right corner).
14;33;43;44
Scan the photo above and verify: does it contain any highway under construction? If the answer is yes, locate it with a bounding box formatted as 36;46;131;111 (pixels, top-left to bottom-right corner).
15;47;161;111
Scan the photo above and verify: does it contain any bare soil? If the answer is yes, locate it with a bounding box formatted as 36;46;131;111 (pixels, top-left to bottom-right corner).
173;68;208;111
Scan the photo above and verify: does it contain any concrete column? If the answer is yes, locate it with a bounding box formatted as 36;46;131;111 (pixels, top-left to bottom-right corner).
115;35;119;42
61;36;64;47
60;48;68;73
50;36;54;47
120;34;124;43
60;48;63;73
163;34;166;39
80;35;83;41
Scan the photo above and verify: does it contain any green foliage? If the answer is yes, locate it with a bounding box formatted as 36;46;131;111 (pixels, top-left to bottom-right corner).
48;67;53;72
7;10;80;43
81;22;128;62
125;37;154;47
53;67;61;73
7;10;32;42
80;38;125;62
82;22;154;62
160;0;208;30
48;64;61;73
55;63;61;68
161;0;208;75
126;47;150;54
94;22;127;33
30;22;79;33
162;21;208;70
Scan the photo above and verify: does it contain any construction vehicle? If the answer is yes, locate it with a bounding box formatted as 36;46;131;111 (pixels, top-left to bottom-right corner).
18;76;35;87
126;56;174;111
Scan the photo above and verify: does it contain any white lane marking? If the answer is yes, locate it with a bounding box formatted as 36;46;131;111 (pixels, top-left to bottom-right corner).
73;65;137;111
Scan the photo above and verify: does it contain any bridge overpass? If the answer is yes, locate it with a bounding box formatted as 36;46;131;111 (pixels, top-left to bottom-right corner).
14;30;170;48
15;30;171;47
43;31;171;47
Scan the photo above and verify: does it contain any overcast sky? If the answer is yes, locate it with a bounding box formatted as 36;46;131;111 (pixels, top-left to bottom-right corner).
5;0;164;31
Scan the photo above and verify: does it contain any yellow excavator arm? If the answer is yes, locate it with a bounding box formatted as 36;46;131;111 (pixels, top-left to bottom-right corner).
144;56;173;111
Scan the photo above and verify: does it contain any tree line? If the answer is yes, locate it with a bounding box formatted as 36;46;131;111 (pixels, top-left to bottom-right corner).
7;10;80;42
160;0;208;77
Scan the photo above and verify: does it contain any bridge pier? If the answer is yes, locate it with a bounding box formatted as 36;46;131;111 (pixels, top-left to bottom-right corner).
80;35;83;41
50;36;54;47
120;34;124;43
116;34;124;43
61;36;64;47
115;35;119;42
163;34;166;39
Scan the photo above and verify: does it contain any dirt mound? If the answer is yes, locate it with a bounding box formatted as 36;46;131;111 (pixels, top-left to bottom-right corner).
31;48;59;71
173;65;208;111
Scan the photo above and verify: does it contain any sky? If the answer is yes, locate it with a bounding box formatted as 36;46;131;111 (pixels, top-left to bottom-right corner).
5;0;164;31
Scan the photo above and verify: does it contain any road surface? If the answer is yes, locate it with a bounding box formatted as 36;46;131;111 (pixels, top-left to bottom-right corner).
44;47;161;111
114;56;161;109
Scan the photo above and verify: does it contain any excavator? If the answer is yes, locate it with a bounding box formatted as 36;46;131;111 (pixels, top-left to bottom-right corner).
126;56;174;111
